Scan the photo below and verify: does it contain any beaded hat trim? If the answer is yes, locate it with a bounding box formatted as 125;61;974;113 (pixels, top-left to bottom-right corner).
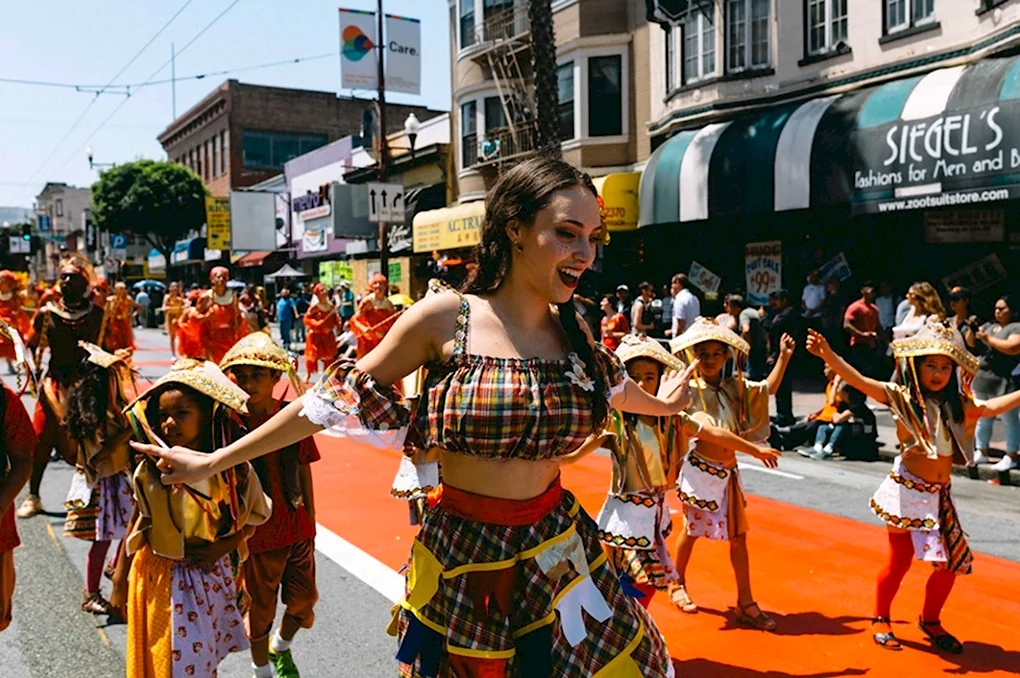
130;358;249;413
615;334;685;372
891;317;979;376
669;317;750;357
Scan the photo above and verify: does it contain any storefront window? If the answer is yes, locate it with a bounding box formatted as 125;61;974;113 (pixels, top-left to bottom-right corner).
807;0;848;55
588;55;622;137
727;0;770;72
557;62;574;140
683;8;716;84
886;0;935;34
461;100;477;169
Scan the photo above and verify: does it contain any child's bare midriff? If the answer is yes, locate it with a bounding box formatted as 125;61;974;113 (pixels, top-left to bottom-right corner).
692;440;738;469
902;452;954;484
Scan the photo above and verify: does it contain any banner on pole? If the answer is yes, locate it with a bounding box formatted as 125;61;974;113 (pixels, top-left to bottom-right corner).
744;241;782;307
385;14;421;95
339;8;378;90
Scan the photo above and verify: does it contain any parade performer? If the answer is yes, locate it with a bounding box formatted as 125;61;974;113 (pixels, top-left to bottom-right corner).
206;267;248;364
162;282;186;358
0;320;38;631
668;317;792;630
101;281;141;353
220;333;319;678
18;254;104;519
302;283;339;380
565;335;781;610
63;342;138;616
122;359;271;677
92;279;109;309
175;292;212;361
351;273;396;359
136;157;692;676
0;271;29;374
806;320;1018;654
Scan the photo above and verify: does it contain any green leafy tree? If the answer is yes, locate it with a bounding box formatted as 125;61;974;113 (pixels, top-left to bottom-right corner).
90;159;208;268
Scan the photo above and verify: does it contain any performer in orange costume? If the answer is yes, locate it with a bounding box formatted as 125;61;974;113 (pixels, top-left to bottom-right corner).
302;283;339;379
101;282;140;353
351;274;397;359
175;291;212;360
161;282;186;357
0;272;29;373
206;266;248;364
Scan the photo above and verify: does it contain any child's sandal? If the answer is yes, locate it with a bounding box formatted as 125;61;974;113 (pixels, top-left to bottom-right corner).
736;601;777;632
918;618;963;654
668;583;698;614
81;590;112;616
871;617;902;650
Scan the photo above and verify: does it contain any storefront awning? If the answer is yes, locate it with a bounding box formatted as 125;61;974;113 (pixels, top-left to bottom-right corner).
147;249;166;274
171;238;205;265
593;172;641;232
639;55;1020;226
412;200;485;253
236;251;272;268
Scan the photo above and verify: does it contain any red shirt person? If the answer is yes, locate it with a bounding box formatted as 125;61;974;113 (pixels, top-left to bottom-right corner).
599;294;630;351
844;282;882;378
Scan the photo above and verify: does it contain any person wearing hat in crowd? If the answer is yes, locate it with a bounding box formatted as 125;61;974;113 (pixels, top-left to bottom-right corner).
0;319;39;631
220;333;319;678
302;283;339;382
564;335;781;612
18;253;105;519
206;266;249;365
63;342;138;617
118;358;271;677
806;319;1020;654
615;284;631;317
337;280;356;324
0;271;28;375
668;317;792;630
351;274;397;359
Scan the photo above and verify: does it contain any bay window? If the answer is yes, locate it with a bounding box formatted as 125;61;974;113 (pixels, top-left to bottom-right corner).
683;8;716;84
727;0;770;72
806;0;848;56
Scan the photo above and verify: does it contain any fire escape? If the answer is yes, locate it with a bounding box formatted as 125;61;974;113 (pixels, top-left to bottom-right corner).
466;1;539;173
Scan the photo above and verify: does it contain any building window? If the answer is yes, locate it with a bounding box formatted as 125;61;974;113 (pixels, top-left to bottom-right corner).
55;199;63;217
220;131;227;175
196;147;202;178
557;62;575;140
807;0;848;55
212;137;218;178
727;0;770;72
484;96;506;133
885;0;934;34
241;131;327;171
665;27;675;92
683;8;716;84
588;55;622;137
204;141;210;181
461;100;477;169
460;0;475;49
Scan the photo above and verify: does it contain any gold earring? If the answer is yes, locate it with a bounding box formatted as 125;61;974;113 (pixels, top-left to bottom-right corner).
512;241;523;252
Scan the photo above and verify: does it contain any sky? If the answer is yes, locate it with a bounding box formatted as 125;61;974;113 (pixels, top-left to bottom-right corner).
0;0;451;208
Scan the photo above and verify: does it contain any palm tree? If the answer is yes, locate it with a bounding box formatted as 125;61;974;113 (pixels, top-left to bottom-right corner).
528;0;560;157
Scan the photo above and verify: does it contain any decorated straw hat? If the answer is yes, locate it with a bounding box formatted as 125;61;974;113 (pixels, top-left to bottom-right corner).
131;358;249;413
219;332;305;395
616;334;685;372
891;317;979;376
669;316;750;357
79;341;130;369
0;318;35;395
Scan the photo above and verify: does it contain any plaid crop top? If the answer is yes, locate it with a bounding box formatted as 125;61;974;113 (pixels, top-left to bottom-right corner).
299;294;629;460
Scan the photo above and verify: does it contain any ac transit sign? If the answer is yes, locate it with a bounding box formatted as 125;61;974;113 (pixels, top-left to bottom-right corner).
851;100;1020;213
294;183;332;222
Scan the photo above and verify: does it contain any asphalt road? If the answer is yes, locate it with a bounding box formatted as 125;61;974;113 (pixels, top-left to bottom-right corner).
0;327;1017;677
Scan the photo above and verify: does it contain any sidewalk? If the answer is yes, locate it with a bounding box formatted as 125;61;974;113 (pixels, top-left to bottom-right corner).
790;386;1020;485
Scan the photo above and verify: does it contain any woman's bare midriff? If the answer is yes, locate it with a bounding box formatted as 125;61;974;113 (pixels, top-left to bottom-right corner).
692;441;738;469
901;452;954;484
440;450;562;500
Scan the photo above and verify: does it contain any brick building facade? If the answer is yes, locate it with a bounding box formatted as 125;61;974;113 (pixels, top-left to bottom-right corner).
158;79;440;196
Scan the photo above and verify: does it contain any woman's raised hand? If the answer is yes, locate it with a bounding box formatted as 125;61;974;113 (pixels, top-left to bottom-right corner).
658;359;700;411
130;441;218;485
805;328;830;359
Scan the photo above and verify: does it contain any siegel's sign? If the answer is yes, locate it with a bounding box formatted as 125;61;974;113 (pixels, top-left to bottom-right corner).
294;184;332;221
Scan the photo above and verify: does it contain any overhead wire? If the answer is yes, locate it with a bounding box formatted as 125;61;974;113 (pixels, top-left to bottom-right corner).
21;0;197;186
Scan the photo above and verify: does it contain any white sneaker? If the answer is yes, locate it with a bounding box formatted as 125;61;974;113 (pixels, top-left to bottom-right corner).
971;450;989;465
991;456;1018;472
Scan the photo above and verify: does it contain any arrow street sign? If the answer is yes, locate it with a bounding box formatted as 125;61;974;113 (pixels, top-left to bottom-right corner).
366;182;404;223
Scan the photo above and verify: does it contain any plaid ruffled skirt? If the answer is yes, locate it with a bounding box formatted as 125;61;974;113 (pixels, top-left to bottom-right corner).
392;477;673;677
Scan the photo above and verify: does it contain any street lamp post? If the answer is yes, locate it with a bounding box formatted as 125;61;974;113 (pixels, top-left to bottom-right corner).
86;146;115;171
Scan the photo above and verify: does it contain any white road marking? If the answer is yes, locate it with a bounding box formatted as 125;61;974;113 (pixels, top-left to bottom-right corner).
737;462;805;480
314;524;404;603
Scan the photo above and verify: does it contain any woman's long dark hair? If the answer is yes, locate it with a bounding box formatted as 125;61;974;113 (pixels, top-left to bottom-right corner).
66;361;110;447
462;155;608;432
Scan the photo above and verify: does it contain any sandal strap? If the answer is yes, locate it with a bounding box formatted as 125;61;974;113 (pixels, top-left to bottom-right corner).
871;617;891;624
919;619;942;627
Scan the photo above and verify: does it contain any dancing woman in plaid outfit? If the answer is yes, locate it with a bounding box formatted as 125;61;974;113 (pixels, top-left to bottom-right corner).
137;157;696;676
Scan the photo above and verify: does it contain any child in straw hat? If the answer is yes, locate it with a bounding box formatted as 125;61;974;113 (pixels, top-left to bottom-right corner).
668;317;793;630
807;319;1020;655
220;333;320;678
563;335;782;611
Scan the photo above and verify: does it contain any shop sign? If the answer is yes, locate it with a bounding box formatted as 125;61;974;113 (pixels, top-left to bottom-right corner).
688;261;720;295
303;228;328;253
205;196;231;250
850;100;1020;214
744;241;781;307
388;222;412;253
924;209;1004;243
818;252;852;282
413;204;483;253
294;184;332;222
